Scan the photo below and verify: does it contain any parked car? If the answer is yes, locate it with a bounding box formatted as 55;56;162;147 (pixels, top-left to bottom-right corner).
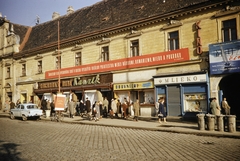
10;103;43;121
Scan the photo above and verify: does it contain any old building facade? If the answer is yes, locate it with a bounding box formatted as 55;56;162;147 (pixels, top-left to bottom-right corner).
0;0;239;118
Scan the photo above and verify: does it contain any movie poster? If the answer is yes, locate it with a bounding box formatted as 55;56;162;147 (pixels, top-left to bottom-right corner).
209;40;240;75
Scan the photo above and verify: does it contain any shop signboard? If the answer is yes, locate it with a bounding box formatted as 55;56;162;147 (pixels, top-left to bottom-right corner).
209;40;240;75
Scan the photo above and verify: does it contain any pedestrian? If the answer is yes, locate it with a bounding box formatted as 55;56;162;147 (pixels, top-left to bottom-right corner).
10;100;15;109
68;99;76;118
95;101;100;121
41;99;47;113
210;97;221;115
158;98;167;123
103;97;109;117
111;98;117;118
155;100;159;117
76;99;80;116
50;100;55;116
133;99;140;121
85;97;91;120
47;100;51;110
122;100;128;119
79;100;85;116
221;97;231;115
117;99;121;118
16;99;21;106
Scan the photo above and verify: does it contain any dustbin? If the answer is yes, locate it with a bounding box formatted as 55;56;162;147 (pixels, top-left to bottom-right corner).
216;115;224;132
227;115;236;133
197;114;205;130
206;114;215;131
45;110;51;118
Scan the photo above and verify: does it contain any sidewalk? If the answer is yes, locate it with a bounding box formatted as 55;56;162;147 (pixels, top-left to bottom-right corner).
1;111;240;139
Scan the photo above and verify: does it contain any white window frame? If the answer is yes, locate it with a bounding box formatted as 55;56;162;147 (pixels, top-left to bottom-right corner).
128;39;141;57
101;46;109;62
216;15;239;43
22;64;26;76
6;67;10;78
37;60;42;73
164;27;182;51
56;56;61;69
75;52;82;66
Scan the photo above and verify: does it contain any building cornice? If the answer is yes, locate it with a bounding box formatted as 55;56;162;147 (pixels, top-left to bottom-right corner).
14;0;233;58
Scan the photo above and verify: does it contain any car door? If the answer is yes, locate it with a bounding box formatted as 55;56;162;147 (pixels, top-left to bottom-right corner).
19;105;25;116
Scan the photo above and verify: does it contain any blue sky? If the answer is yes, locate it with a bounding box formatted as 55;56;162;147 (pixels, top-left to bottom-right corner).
0;0;101;26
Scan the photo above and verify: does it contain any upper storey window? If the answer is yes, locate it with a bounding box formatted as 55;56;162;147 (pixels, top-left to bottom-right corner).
22;64;26;76
56;56;61;69
6;67;10;79
101;46;109;62
222;18;237;42
168;31;179;50
130;40;139;57
75;52;82;66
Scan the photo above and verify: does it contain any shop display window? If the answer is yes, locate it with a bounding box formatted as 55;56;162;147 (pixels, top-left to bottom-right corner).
139;90;154;104
184;93;207;112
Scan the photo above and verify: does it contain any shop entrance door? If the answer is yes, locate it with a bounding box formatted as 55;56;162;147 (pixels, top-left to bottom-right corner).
167;86;181;116
219;73;240;119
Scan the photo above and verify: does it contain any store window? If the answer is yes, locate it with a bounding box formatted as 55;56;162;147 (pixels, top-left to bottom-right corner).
131;90;154;104
75;52;82;66
222;18;237;42
38;60;42;73
22;64;26;76
101;46;109;62
130;39;139;57
6;67;10;78
168;31;179;50
184;93;207;112
56;56;61;69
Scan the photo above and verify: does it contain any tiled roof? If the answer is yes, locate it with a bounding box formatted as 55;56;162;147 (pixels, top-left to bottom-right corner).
13;0;228;53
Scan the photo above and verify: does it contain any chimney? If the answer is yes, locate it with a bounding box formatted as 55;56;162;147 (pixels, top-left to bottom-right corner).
67;6;74;15
52;12;60;20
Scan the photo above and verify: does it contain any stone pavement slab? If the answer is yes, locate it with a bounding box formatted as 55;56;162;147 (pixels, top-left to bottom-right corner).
1;110;240;139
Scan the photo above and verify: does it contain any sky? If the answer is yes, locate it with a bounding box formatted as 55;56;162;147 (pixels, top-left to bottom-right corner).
0;0;101;26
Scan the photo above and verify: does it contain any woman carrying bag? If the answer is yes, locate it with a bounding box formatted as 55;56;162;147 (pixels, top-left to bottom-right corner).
158;98;167;123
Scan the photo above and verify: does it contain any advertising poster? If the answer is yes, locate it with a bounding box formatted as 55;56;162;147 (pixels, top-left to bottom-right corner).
54;94;66;111
209;40;240;75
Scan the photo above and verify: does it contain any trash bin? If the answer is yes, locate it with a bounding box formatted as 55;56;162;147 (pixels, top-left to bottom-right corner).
216;115;224;132
45;110;51;118
206;114;215;131
227;115;236;133
197;114;205;130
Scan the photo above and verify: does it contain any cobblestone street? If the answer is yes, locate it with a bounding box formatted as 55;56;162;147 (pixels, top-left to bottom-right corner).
0;118;240;161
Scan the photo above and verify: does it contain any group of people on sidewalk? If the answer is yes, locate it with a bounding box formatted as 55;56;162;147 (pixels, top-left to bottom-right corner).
209;97;231;115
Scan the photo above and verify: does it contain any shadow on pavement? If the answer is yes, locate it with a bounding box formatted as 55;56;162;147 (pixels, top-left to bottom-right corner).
0;140;25;161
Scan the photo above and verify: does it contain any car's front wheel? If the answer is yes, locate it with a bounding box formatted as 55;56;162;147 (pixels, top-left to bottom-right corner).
22;115;27;121
10;113;15;120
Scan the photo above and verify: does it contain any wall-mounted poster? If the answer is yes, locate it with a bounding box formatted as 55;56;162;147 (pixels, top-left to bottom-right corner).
209;40;240;75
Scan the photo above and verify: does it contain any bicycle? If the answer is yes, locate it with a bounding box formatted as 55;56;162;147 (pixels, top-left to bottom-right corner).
51;111;64;122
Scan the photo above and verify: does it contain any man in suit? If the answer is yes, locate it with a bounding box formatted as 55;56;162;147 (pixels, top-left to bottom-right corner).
222;97;231;115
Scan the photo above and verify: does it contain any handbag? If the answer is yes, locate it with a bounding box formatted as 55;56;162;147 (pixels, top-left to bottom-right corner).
158;113;163;117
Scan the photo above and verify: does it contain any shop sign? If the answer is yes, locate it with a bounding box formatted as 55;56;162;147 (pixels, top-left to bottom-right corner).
154;74;207;85
38;74;101;89
195;21;203;55
46;48;189;79
209;40;240;75
114;81;153;90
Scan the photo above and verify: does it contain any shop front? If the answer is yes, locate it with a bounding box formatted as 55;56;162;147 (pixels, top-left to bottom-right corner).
154;72;209;118
113;81;155;116
33;73;113;106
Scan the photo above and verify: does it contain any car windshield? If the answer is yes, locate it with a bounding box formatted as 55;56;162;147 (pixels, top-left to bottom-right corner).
26;105;38;109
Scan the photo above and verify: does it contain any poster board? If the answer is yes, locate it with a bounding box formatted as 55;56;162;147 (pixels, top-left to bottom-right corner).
54;94;66;111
